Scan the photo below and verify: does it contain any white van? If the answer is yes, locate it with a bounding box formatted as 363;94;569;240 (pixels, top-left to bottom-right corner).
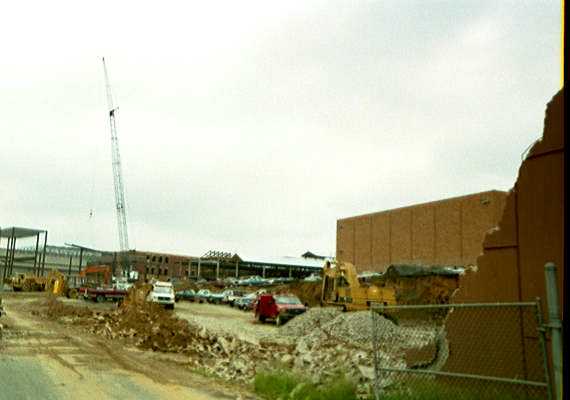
146;281;175;309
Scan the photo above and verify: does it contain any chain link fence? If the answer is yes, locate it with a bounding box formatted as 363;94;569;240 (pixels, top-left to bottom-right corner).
370;302;551;400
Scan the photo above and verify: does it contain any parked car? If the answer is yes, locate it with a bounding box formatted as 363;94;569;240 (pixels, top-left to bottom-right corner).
303;273;322;282
222;289;244;306
196;289;211;303
208;291;225;304
235;292;258;310
267;277;296;284
254;293;307;326
238;275;268;286
175;289;196;302
146;281;175;310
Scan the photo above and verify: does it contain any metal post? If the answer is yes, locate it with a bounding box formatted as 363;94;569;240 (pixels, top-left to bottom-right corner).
3;235;12;280
262;266;266;278
68;256;73;279
535;298;553;400
40;231;48;276
32;233;40;275
78;248;84;274
545;262;563;400
9;232;16;276
216;260;220;281
235;260;239;279
371;307;381;400
197;258;201;280
0;227;3;292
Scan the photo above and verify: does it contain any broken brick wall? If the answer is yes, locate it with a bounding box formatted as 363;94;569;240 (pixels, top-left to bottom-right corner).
446;88;565;380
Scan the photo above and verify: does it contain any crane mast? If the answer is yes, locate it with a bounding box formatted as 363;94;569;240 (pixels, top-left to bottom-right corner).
102;57;130;276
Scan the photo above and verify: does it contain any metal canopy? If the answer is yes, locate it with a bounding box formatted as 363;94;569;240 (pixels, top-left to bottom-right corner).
0;227;47;239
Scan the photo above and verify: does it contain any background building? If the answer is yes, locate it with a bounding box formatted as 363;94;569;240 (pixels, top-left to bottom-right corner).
336;190;507;272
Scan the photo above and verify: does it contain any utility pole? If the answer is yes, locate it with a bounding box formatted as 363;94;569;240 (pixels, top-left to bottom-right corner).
102;58;130;278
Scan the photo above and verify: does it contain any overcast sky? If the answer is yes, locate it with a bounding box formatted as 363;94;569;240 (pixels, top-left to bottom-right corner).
0;1;562;258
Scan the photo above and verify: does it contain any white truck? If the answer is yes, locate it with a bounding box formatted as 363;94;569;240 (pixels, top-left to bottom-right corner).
146;281;175;310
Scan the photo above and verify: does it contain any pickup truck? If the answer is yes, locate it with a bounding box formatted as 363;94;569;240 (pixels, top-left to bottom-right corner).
81;286;128;303
254;293;307;326
146;281;175;309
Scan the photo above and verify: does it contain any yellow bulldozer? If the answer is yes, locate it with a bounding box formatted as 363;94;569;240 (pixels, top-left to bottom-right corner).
10;273;48;292
10;270;78;298
321;260;397;311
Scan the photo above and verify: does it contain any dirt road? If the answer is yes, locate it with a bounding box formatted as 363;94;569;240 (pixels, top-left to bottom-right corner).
174;301;284;345
0;293;253;400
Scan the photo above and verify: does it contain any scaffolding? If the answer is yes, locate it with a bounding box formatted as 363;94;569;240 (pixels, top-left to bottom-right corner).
0;226;48;281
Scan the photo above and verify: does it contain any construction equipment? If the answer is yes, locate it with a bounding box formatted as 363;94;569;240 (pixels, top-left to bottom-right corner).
44;270;79;298
79;265;112;287
102;58;131;276
321;261;397;311
8;269;73;295
10;273;48;292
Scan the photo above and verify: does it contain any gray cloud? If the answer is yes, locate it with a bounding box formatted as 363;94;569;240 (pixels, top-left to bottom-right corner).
0;1;561;258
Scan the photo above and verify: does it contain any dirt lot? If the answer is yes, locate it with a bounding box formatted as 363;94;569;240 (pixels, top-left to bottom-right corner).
1;291;445;399
174;301;284;345
0;293;254;400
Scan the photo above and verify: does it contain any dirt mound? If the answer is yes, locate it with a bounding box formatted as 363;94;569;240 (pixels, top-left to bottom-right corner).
32;296;93;321
272;281;322;306
94;301;199;352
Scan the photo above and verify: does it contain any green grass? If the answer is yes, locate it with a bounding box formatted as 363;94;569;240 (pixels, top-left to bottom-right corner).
253;370;358;400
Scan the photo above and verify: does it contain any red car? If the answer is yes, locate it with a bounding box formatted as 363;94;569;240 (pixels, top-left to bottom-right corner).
254;293;307;326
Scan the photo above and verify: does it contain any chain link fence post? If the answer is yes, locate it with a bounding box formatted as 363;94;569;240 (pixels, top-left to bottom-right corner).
544;262;563;400
535;297;553;400
370;305;381;400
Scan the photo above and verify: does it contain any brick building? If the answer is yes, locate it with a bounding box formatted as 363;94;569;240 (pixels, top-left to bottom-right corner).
95;250;195;281
336;190;507;272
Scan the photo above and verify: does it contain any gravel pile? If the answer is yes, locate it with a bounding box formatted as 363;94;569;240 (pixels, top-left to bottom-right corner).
280;307;341;337
281;308;401;346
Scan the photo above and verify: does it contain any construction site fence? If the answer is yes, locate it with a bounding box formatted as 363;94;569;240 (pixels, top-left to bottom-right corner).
370;301;553;400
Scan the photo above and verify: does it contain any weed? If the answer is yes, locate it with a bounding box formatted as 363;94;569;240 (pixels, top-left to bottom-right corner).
254;370;358;400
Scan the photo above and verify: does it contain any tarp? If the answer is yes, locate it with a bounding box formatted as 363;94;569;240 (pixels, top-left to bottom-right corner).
383;264;464;278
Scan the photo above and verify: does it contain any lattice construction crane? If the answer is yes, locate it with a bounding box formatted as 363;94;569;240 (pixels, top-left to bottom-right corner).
102;57;130;275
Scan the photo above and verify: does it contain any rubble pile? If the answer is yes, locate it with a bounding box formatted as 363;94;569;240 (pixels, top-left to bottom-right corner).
30;298;444;394
88;302;199;352
280;307;341;336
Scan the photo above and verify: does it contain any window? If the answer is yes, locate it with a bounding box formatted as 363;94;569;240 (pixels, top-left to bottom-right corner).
165;257;169;264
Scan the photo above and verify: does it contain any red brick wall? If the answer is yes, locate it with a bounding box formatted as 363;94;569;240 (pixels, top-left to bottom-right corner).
337;190;507;272
447;88;565;381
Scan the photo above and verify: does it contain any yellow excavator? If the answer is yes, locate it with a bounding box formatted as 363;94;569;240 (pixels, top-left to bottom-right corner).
320;260;397;311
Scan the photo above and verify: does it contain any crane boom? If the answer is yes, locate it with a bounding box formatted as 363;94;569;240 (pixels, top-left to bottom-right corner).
102;57;130;275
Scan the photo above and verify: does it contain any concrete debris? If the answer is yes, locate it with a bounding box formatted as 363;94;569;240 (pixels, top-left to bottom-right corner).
30;298;445;396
